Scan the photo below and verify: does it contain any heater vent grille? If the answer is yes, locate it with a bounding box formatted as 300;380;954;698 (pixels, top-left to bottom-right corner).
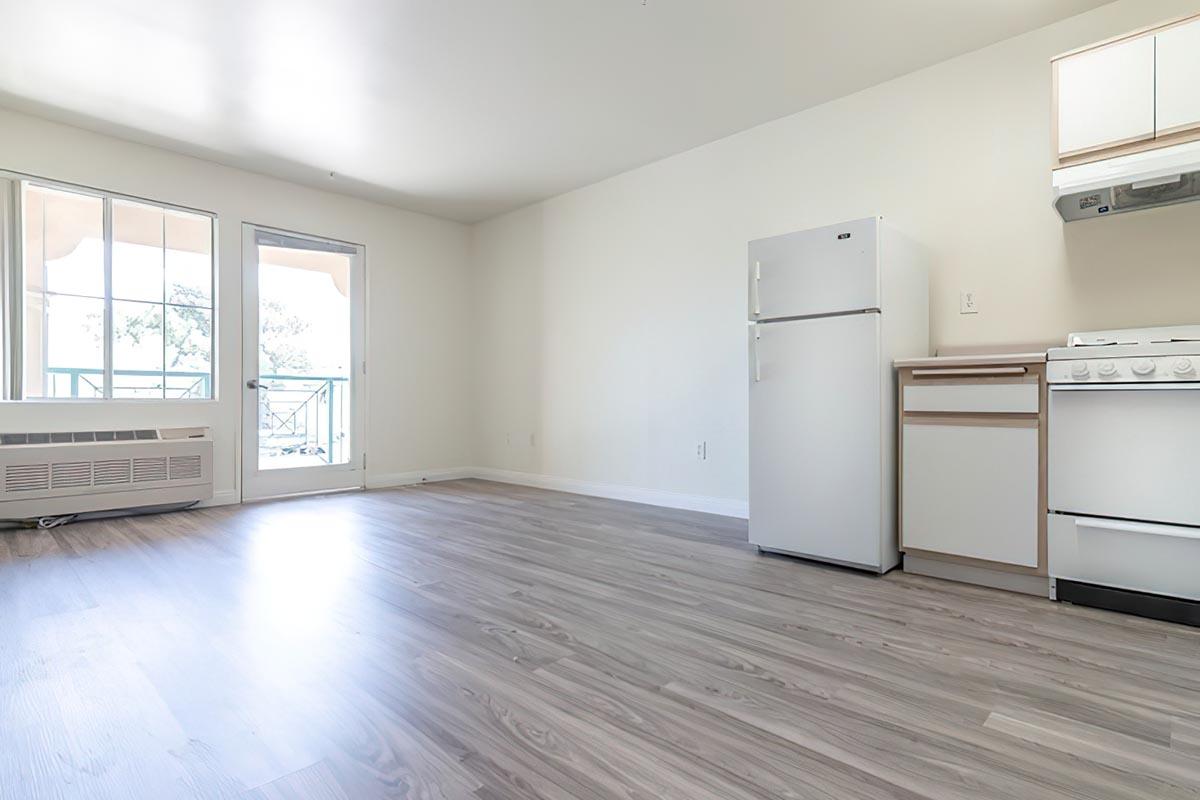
169;455;203;481
93;459;133;486
0;432;212;515
5;464;50;493
0;429;161;446
51;462;92;489
133;457;169;483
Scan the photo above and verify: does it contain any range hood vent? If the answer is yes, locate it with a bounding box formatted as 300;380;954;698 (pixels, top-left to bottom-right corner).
1053;140;1200;222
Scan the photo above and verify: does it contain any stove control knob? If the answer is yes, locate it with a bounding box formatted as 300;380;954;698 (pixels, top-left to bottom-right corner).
1132;359;1156;377
1097;361;1119;378
1174;358;1196;377
1070;361;1091;380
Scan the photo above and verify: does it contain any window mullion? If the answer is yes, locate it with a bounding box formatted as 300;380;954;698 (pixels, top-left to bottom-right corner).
40;190;48;398
102;197;113;399
0;179;20;400
161;213;166;399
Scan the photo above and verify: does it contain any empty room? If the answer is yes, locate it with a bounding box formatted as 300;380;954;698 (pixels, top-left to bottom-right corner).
3;1;1200;798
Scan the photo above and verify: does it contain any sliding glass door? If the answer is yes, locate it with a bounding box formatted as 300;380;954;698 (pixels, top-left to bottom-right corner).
241;224;365;500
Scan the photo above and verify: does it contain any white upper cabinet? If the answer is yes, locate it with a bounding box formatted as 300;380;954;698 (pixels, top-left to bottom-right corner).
1053;14;1200;167
1155;19;1200;137
1056;36;1155;159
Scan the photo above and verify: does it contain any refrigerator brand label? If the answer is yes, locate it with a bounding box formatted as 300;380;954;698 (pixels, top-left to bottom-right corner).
837;233;851;240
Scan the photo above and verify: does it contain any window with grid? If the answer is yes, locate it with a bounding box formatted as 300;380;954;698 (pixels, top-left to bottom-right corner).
3;176;215;400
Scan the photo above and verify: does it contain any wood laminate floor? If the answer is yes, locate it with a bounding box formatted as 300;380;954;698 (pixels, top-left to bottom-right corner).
2;479;1200;799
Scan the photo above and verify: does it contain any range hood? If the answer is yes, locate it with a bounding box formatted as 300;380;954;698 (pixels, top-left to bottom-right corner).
1053;139;1200;222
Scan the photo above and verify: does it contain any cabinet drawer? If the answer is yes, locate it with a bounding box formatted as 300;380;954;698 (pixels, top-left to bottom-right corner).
903;382;1038;414
902;422;1039;567
1049;514;1200;602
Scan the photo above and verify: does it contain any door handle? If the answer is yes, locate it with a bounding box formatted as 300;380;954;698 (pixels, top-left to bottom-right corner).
752;260;762;317
246;379;262;390
751;328;761;382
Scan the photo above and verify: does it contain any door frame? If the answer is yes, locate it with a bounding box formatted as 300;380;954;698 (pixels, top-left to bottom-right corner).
240;223;367;501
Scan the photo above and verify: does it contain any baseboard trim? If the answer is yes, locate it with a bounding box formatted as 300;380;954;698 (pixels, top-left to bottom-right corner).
205;467;747;520
366;467;475;490
471;467;748;519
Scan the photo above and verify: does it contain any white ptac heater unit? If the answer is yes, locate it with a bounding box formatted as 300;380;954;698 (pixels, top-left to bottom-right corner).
0;427;212;519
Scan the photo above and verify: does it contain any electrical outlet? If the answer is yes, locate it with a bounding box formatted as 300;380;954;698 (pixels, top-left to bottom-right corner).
696;441;708;462
960;290;979;315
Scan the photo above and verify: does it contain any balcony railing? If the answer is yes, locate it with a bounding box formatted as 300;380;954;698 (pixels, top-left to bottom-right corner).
256;373;348;467
45;367;211;399
42;368;349;467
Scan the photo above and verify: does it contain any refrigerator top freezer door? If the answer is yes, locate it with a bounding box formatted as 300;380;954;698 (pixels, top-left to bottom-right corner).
749;312;884;569
749;217;880;322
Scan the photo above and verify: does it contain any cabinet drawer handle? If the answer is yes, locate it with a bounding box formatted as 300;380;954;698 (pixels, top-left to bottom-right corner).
912;367;1028;378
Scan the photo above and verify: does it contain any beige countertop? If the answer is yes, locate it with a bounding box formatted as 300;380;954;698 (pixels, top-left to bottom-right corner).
894;349;1048;368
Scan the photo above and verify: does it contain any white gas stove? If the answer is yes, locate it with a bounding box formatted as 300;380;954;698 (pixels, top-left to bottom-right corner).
1047;325;1200;384
1047;325;1200;625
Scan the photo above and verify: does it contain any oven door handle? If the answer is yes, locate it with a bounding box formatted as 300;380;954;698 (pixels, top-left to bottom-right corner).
1050;383;1200;391
1075;516;1200;541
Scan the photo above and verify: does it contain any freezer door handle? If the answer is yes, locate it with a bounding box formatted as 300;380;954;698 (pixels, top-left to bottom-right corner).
752;260;761;317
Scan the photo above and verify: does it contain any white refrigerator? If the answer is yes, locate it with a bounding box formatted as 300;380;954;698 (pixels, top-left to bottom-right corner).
748;217;928;573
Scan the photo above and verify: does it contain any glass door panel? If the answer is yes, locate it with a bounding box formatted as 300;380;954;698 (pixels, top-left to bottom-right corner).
242;225;364;500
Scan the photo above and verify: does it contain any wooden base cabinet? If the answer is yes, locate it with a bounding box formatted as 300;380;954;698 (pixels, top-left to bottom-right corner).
896;357;1048;580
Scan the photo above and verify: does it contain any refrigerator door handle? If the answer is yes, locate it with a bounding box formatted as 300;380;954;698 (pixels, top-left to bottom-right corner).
752;260;761;317
752;327;761;382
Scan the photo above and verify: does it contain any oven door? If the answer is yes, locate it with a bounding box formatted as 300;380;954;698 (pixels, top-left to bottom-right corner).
1049;384;1200;527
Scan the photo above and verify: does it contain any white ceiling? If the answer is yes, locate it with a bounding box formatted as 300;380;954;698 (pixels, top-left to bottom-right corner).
0;0;1110;222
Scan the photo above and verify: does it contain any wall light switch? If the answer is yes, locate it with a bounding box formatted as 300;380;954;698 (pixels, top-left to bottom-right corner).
960;290;979;315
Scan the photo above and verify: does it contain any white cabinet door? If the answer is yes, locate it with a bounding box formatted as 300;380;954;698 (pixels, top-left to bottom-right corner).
1156;20;1200;137
1056;36;1155;158
902;422;1039;567
749;313;882;569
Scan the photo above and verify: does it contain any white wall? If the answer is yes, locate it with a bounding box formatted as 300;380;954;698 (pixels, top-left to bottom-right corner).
0;107;473;503
471;0;1200;513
